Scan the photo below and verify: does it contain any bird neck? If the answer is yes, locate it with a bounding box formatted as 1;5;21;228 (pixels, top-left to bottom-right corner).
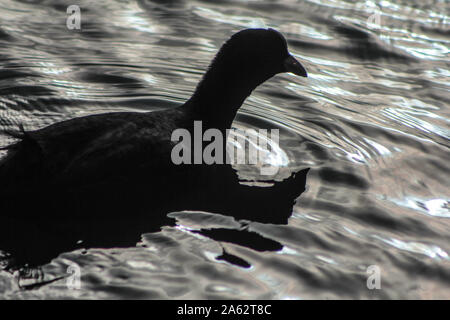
184;66;266;134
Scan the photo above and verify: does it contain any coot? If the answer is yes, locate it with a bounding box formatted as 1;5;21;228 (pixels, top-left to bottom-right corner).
0;28;310;267
0;28;307;198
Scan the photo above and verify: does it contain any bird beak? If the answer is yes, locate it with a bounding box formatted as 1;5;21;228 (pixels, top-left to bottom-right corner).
284;55;307;77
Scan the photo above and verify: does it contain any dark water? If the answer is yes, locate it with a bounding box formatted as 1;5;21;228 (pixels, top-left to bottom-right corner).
0;0;449;299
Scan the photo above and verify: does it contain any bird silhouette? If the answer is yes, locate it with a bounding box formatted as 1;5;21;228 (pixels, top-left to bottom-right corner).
0;28;310;270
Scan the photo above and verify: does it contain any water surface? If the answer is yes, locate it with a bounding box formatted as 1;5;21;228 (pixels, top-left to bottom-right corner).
0;0;449;299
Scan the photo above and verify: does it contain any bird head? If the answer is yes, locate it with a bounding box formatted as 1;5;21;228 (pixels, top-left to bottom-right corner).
210;28;307;83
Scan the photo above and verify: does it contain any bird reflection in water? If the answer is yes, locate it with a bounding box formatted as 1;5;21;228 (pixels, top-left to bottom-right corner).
0;29;310;287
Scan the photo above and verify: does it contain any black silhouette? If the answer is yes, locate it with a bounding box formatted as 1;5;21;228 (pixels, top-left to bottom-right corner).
0;29;309;270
